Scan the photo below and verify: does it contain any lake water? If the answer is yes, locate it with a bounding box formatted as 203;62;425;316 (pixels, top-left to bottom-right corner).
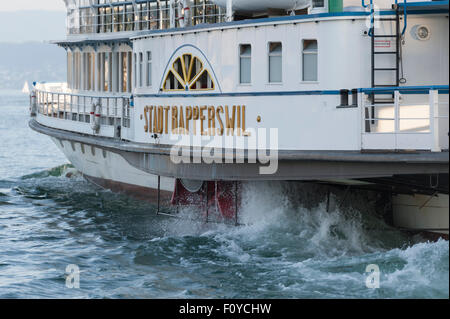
0;90;448;299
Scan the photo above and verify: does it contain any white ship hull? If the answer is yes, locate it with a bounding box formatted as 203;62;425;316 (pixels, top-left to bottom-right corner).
393;193;449;237
53;137;175;201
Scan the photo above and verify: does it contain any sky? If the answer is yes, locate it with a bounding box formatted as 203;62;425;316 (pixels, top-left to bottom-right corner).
0;0;66;12
0;1;66;42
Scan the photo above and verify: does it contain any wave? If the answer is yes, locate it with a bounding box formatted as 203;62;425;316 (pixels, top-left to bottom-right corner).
165;181;411;251
20;164;79;180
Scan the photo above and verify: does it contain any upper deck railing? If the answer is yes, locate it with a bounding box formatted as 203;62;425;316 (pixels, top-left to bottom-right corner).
68;0;225;35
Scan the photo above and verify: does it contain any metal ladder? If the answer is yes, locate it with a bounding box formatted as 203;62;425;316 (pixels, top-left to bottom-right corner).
364;0;408;126
371;11;401;90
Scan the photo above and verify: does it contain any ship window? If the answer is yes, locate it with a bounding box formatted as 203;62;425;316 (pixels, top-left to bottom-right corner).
121;52;129;93
133;53;137;89
239;44;252;84
312;0;325;8
87;52;95;91
269;42;282;83
113;6;124;32
146;51;152;87
105;7;112;33
113;52;119;92
149;2;159;30
73;52;79;90
125;4;134;31
137;4;146;30
189;70;214;90
164;70;185;90
67;52;73;88
139;52;143;88
133;53;138;87
302;40;318;82
104;53;111;92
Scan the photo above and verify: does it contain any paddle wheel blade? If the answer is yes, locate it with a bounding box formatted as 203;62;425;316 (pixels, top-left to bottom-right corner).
172;179;240;222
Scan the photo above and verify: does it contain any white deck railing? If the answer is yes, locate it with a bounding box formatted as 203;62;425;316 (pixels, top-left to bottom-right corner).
361;86;449;152
34;86;132;139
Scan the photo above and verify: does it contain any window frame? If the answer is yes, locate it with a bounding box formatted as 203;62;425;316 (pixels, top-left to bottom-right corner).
146;51;152;87
139;52;144;88
268;42;283;84
310;0;329;13
239;44;252;85
302;39;319;83
133;53;137;89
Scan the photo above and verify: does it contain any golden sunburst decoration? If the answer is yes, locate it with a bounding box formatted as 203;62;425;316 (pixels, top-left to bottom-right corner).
163;54;214;91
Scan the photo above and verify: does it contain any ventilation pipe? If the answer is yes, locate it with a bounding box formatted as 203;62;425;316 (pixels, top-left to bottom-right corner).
226;0;234;22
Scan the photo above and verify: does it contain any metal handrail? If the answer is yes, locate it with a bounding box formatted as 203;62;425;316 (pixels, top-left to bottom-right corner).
34;89;132;128
395;0;408;36
363;0;408;37
359;85;450;94
36;89;131;100
361;88;449;152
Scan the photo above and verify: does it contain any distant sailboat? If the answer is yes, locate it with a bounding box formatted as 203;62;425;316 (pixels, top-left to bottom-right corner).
22;81;30;94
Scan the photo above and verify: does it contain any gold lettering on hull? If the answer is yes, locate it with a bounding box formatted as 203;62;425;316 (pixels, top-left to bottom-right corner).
142;105;250;137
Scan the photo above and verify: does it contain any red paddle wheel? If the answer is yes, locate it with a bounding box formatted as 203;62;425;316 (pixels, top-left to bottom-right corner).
171;179;240;222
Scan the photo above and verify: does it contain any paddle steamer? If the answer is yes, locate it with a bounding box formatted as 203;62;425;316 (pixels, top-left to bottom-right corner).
30;0;449;236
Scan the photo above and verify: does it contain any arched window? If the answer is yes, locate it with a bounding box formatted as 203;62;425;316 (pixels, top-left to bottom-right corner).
163;54;214;91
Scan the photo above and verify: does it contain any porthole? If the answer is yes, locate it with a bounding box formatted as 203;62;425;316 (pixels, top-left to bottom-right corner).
102;150;107;159
412;25;431;41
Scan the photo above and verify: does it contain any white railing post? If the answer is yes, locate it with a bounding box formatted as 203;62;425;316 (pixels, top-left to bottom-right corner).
429;89;441;152
84;96;87;119
44;92;47;114
57;93;60;117
394;90;401;150
357;91;364;150
63;94;67;119
77;95;80;118
394;90;400;134
360;92;366;134
51;93;55;117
